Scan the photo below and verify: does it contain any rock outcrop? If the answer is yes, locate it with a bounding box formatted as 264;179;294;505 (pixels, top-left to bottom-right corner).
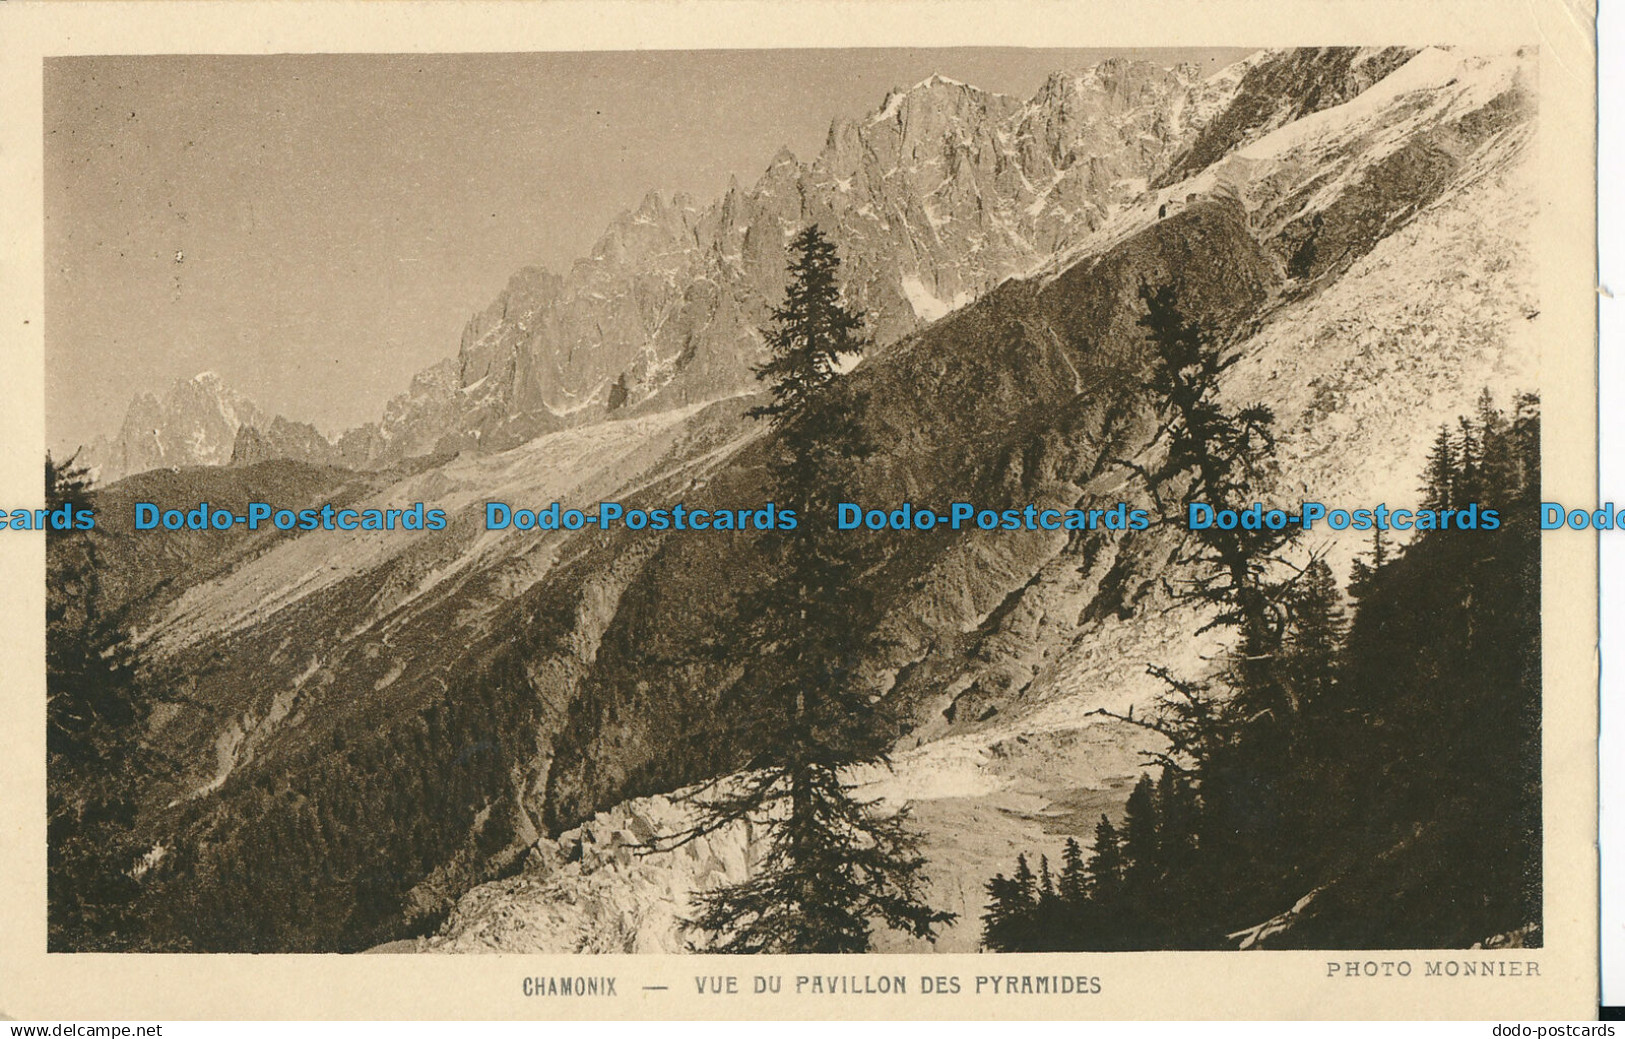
412;792;756;954
84;57;1248;479
81;372;268;483
83;48;1542;953
347;59;1246;466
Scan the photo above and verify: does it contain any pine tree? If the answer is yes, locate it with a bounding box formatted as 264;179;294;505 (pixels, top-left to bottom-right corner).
747;225;867;423
1118;282;1305;934
1059;837;1088;904
1475;390;1517;500
1117;773;1164;945
1420;426;1456;512
1012;853;1037;906
1154;769;1197;877
1086;817;1126;901
1135;282;1298;691
1510;392;1540;491
1454;415;1482;504
980;854;1041;951
1348;526;1387;600
980;870;1035;952
981;872;1012;950
1121;774;1161;884
47;453;160;950
1283;559;1344;713
678;225;953;953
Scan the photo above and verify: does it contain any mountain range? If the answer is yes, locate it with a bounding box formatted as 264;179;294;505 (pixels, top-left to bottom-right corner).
58;46;1538;953
81;49;1416;483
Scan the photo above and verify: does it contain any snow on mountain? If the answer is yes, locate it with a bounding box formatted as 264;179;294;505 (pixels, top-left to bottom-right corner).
80;372;269;483
425;61;1230;442
85;56;1250;481
87;48;1541;954
136;399;750;658
409;46;1540;954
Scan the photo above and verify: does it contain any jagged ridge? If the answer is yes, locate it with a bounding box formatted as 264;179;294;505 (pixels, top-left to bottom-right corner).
77;48;1539;954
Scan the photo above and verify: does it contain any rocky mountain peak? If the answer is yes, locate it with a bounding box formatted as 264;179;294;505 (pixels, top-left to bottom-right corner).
82;55;1261;481
334;55;1260;466
80;47;1542;956
80;371;268;483
78;370;365;484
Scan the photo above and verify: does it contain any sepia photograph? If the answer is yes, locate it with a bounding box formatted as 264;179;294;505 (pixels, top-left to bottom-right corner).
0;0;1600;1022
42;42;1546;956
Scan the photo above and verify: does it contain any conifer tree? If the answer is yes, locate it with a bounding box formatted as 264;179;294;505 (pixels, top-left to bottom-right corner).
1059;837;1088;903
1347;558;1374;601
1116;774;1165;945
1154;769;1197;878
747;225;866;423
986;389;1542;951
1509;392;1540;491
1421;426;1456;512
47;453;160;950
1106;283;1308;935
1475;389;1517;500
1136;282;1298;654
1121;774;1161;885
1283;559;1345;713
1454;415;1482;504
980;870;1034;952
1348;526;1388;600
678;225;953;953
1012;853;1037;907
1086;817;1126;901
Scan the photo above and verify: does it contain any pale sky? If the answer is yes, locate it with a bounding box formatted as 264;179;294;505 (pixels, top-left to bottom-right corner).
45;48;1251;454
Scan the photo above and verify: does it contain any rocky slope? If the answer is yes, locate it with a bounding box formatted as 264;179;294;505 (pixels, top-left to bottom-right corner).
418;46;1539;953
78;47;1539;953
345;57;1268;467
